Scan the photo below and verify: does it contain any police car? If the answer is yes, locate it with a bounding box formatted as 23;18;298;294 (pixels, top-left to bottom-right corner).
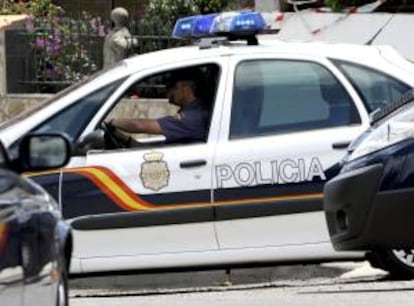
1;11;414;276
324;90;414;278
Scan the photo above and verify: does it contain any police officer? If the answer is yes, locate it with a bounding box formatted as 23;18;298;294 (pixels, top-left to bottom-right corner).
108;69;209;144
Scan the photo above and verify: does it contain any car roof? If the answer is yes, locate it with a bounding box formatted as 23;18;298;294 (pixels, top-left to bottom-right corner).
122;37;394;72
0;37;411;147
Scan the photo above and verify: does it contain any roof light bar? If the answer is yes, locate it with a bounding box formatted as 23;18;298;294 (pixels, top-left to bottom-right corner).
172;11;267;39
172;16;197;38
211;11;266;35
193;14;218;37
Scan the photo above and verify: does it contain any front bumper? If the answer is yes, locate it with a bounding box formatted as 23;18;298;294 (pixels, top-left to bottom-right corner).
324;163;414;250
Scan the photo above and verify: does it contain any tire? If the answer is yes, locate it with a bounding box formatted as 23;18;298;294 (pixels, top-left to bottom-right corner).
367;249;414;279
56;257;69;306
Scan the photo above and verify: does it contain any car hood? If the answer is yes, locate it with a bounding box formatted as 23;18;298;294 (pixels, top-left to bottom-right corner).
342;90;414;164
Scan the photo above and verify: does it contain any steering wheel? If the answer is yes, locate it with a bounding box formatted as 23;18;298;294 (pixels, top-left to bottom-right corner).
100;121;124;149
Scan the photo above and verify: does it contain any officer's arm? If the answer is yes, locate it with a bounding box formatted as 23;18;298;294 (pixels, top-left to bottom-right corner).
110;118;163;135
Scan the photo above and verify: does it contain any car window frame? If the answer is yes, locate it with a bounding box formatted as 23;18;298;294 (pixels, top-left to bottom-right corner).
228;58;362;140
91;59;228;151
330;58;412;113
31;78;126;141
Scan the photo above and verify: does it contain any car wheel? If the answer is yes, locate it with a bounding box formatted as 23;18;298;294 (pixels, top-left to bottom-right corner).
56;260;69;306
367;249;414;279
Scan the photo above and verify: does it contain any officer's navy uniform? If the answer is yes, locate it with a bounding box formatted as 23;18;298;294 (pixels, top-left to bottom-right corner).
158;99;209;144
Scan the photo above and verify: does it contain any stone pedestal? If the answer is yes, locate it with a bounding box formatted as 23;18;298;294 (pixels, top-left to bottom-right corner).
0;15;27;119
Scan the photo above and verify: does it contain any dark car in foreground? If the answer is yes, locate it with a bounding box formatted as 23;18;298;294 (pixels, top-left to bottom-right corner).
324;90;414;277
0;133;72;305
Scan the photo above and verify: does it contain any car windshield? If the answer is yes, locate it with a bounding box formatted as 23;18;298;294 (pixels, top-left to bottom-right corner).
370;89;414;124
0;62;128;130
346;90;414;156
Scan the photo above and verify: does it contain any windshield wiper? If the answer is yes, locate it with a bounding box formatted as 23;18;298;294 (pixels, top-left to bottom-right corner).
370;89;414;124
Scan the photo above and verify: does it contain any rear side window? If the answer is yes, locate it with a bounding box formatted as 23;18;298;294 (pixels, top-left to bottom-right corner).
333;60;411;113
230;60;360;139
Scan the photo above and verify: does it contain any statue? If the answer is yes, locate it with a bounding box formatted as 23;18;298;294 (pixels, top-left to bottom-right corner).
103;7;134;67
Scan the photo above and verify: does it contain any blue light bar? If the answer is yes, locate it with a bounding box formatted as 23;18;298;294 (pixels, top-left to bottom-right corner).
193;14;218;37
172;11;267;39
172;16;197;38
211;11;266;35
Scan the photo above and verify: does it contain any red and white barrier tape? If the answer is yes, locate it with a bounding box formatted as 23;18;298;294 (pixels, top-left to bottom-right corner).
270;0;388;35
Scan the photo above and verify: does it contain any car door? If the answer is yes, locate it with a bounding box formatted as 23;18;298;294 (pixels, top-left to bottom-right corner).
213;54;370;258
60;59;228;272
0;170;58;306
0;174;24;306
20;194;61;306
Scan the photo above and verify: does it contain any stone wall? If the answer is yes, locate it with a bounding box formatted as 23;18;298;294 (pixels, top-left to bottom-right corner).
0;94;50;122
109;97;178;120
0;16;28;117
0;94;177;123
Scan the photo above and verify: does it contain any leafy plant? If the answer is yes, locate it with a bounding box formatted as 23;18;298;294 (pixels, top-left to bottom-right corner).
29;22;98;85
143;0;238;25
0;0;29;14
131;0;238;55
23;0;105;92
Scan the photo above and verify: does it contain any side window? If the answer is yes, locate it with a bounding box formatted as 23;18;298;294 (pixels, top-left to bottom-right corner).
33;79;124;140
105;63;220;145
230;60;360;139
333;60;411;112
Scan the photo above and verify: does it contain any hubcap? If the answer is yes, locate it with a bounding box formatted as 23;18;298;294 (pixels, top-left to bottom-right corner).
392;249;414;267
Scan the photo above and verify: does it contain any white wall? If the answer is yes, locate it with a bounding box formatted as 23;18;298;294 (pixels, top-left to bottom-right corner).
255;0;281;11
274;11;414;61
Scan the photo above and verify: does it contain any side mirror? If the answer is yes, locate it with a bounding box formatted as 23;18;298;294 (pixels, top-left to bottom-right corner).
18;133;72;172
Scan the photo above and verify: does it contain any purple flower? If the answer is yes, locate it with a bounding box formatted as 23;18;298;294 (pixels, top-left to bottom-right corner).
45;40;61;55
45;67;55;78
35;37;46;48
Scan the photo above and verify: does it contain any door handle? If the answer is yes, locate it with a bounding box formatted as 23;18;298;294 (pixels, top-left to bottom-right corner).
332;141;351;150
180;159;207;168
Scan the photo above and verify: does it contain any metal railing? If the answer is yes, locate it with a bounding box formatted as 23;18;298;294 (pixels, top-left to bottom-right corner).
6;17;188;94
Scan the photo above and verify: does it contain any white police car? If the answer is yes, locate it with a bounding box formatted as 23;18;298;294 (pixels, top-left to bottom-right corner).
1;11;414;276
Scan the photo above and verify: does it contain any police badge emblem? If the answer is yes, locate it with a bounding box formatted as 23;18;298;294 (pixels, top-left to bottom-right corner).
140;151;170;191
